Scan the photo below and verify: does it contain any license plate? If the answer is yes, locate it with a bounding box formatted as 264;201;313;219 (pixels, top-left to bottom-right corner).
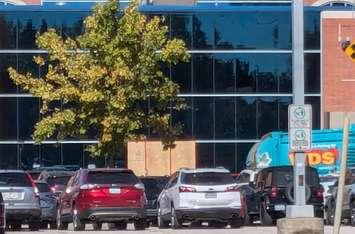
205;193;217;199
109;188;121;194
2;192;23;201
274;204;286;211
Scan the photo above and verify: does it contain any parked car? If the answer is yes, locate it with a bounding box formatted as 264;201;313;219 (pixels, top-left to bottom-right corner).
235;169;258;186
57;168;146;231
27;170;42;180
37;170;74;195
35;181;58;229
139;176;169;226
324;170;355;226
0;170;41;231
157;168;245;229
0;192;4;234
237;183;258;225
53;165;81;172
255;166;324;225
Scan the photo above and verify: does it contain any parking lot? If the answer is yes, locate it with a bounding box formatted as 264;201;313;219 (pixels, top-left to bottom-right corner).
6;225;355;234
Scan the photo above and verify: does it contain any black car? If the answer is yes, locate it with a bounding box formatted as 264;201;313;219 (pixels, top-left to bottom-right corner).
139;176;169;226
0;193;4;234
35;181;58;229
37;170;74;195
237;183;258;225
255;166;324;225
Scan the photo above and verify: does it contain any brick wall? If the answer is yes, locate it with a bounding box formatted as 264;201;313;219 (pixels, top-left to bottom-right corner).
323;13;355;113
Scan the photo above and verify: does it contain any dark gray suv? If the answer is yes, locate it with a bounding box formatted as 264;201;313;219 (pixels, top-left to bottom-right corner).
0;170;41;231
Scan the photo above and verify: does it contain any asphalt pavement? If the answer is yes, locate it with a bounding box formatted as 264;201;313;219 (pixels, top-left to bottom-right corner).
7;224;355;234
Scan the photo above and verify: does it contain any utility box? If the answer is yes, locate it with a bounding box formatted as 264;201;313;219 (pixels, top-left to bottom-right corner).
127;140;196;176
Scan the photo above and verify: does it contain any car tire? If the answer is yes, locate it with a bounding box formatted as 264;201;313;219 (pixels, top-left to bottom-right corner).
230;218;243;228
351;201;355;227
92;222;102;230
209;221;227;228
260;203;273;226
171;206;182;229
57;208;68;230
29;222;40;231
157;207;169;229
134;219;146;230
72;207;85;231
49;221;57;229
11;223;21;231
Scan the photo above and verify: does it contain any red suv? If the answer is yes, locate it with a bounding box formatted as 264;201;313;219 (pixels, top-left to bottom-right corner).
57;168;146;231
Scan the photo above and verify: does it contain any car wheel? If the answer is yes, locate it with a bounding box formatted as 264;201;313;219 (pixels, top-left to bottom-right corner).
49;221;57;229
134;219;146;230
351;201;355;227
72;207;85;231
171;206;182;229
158;207;169;229
209;220;227;228
29;222;40;231
92;222;102;230
260;203;273;226
57;208;68;230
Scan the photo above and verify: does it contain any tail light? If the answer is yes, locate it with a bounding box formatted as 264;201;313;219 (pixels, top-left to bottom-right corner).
315;186;324;198
225;185;239;192
270;186;278;198
179;186;196;193
26;173;39;197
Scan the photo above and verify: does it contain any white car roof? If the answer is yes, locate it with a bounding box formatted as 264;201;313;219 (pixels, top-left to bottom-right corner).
180;168;230;173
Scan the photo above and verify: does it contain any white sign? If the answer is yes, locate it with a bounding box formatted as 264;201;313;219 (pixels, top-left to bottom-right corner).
289;105;312;151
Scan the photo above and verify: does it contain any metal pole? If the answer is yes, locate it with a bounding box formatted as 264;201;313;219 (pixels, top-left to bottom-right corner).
292;0;305;206
332;113;350;234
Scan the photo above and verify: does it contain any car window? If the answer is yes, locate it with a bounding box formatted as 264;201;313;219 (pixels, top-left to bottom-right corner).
272;167;319;187
36;182;51;193
265;172;273;187
181;172;235;185
87;171;139;185
0;173;31;187
47;176;72;187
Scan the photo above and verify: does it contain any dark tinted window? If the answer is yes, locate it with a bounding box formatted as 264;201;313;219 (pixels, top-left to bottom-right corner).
0;173;31;187
236;173;251;184
87;171;139;185
140;177;168;199
181;172;235;185
272;167;319;187
36;182;51;193
47;176;71;186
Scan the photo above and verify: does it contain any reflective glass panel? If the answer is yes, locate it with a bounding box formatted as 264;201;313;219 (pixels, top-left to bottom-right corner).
0;54;17;93
258;97;278;137
19;97;39;140
305;96;321;129
304;11;320;50
237;143;254;172
62;144;83;167
215;143;236;172
193;97;213;139
41;144;61;166
83;144;105;168
214;54;236;93
193;54;213;93
0;145;17;169
171;60;192;93
20;144;39;170
58;12;87;39
215;12;291;50
193;14;214;49
215;97;235;139
236;97;257;139
279;97;292;131
170;14;192;49
305;53;320;94
0;14;17;49
172;98;192;138
196;143;214;168
0;98;17;140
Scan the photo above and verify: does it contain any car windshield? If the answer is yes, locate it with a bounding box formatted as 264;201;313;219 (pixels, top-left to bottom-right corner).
272;168;319;187
47;176;71;186
87;171;139;185
0;173;31;187
320;176;338;183
36;183;51;193
181;172;235;185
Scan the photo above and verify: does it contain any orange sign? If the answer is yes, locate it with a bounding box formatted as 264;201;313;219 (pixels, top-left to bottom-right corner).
288;149;339;166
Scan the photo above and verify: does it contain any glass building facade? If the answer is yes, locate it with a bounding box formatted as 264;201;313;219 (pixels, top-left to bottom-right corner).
0;0;340;172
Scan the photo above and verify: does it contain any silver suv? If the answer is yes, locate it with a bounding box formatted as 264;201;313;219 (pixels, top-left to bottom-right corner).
157;168;245;229
0;170;41;231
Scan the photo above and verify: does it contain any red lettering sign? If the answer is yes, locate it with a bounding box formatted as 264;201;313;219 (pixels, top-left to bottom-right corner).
288;148;339;166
